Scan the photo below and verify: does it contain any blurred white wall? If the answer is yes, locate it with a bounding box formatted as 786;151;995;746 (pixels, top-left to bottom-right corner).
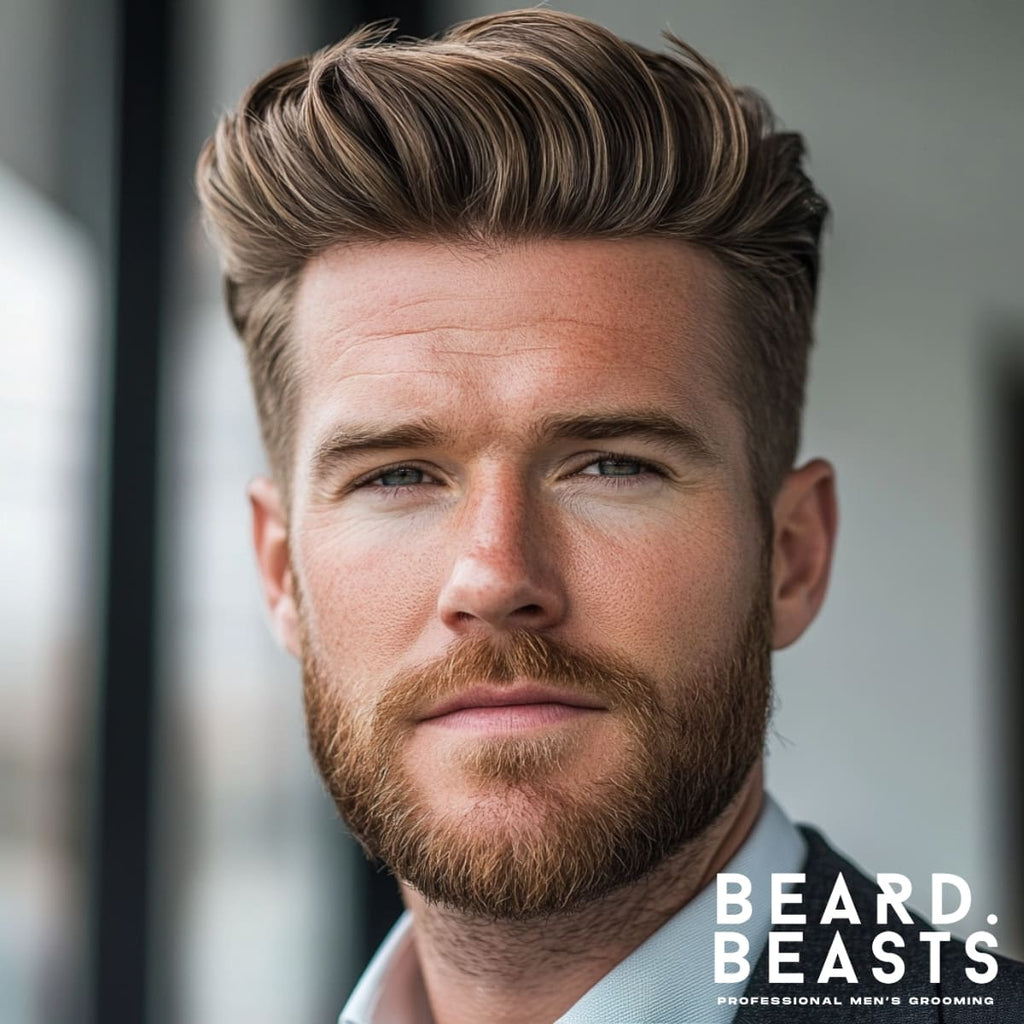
438;0;1024;950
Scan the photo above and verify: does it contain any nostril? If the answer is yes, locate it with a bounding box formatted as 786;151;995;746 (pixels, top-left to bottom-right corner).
517;604;544;616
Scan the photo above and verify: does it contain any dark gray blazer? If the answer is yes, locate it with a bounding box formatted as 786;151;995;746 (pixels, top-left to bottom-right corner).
733;828;1024;1023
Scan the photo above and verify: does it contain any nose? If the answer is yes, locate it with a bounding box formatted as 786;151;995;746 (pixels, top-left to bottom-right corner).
437;472;567;635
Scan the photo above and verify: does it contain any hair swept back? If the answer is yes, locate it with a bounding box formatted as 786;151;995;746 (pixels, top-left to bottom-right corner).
196;8;828;513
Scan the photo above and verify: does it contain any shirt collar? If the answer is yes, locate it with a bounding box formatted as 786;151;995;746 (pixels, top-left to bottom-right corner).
340;794;804;1024
340;912;431;1024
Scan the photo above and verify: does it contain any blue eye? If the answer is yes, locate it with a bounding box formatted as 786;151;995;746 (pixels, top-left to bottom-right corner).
580;457;650;477
374;466;429;487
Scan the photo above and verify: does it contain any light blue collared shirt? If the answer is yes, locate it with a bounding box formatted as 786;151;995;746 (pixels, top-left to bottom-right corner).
340;794;805;1024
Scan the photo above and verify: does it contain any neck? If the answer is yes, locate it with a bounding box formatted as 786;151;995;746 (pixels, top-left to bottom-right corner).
403;767;764;1024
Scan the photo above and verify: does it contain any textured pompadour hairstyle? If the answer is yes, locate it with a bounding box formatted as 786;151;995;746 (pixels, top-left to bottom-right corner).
196;9;828;515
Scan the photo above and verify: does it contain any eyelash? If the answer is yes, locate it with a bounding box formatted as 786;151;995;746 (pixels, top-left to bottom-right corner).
351;453;666;496
352;464;442;494
575;453;666;485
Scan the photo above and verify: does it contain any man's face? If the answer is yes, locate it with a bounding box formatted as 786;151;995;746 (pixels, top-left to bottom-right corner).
277;238;774;916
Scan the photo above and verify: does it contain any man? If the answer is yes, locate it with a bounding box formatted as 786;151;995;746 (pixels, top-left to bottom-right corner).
195;9;1023;1022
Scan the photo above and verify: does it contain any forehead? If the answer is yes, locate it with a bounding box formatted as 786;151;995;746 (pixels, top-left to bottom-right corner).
289;237;738;460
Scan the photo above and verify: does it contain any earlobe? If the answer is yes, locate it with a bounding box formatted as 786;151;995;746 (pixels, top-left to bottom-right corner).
770;459;838;650
249;476;301;658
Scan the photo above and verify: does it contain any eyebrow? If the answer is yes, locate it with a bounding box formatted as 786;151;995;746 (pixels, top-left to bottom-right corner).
310;419;452;482
309;408;721;483
532;411;721;464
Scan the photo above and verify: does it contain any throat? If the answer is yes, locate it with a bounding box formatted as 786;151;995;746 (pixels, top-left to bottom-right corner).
401;830;714;1024
398;770;764;1024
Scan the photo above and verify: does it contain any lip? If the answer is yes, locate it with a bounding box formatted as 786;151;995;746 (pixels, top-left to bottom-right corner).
420;684;607;723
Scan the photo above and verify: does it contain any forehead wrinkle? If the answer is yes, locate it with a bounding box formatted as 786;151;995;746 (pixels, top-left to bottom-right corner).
312;313;649;351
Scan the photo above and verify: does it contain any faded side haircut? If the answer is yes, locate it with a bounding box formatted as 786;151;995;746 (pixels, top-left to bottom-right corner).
195;9;828;515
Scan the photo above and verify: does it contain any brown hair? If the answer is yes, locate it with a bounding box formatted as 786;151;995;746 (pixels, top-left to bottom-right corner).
195;9;827;514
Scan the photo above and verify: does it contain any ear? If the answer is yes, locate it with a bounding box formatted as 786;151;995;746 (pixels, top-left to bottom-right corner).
249;476;301;658
770;459;838;650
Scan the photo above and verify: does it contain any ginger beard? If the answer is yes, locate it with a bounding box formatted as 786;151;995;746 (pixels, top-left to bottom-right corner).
301;579;773;920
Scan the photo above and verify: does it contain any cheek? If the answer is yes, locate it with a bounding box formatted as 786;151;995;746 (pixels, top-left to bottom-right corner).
566;505;758;674
293;515;444;680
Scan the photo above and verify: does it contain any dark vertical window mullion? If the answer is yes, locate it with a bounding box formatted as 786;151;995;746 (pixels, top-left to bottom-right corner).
994;344;1024;952
89;0;173;1019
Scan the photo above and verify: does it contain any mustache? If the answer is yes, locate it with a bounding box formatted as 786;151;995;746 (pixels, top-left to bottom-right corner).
374;630;665;725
